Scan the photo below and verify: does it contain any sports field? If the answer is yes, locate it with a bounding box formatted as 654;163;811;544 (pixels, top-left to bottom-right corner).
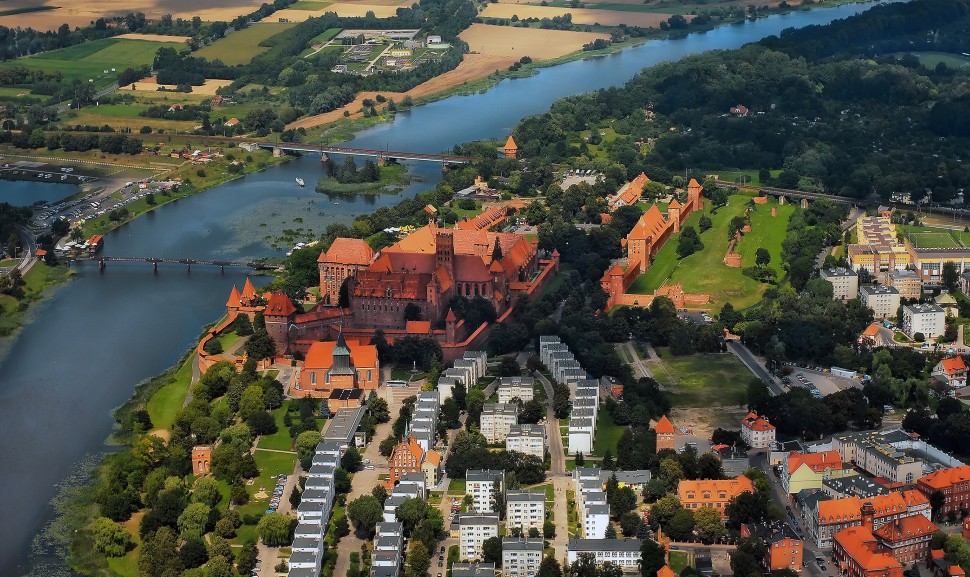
1;37;185;87
196;22;297;65
901;225;964;249
627;197;793;310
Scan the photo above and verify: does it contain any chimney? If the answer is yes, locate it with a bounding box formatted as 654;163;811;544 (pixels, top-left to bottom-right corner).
861;502;876;533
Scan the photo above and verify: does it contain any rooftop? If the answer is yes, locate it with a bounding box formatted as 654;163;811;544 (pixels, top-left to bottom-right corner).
322;405;367;444
821;267;858;278
860;284;900;296
567;538;643;552
904;303;944;314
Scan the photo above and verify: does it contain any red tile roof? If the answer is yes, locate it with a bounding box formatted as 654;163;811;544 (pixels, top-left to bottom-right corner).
872;515;938;543
242;278;257;299
655;415;675;434
265;292;297;317
788;451;842;474
504;135;517;151
918;464;970;491
741;411;775;432
406;320;431;334
834;526;901;572
628;204;668;241
226;285;241;308
304;339;378;370
940;356;967;376
319;238;374;265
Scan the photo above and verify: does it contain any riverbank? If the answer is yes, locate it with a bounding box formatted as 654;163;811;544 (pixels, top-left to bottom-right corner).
314;163;411;195
0;261;72;358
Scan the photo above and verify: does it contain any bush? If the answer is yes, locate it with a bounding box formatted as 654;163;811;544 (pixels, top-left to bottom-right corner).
914;332;925;342
196;169;206;177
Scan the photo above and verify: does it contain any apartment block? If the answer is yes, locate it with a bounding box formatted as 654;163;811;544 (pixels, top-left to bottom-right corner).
459;514;500;561
466;469;505;513
860;285;901;320
481;403;519;444
502;538;544;577
506;424;546;459
497;377;536;404
820;267;859;301
506;490;546;533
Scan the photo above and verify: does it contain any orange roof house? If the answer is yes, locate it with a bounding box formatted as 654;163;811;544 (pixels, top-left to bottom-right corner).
318;237;375;305
767;537;803;573
504;135;518;159
657;566;675;577
932;357;968;388
917;464;970;516
812;490;929;549
872;515;938;565
225;117;240;127
782;451;846;494
386;435;426;488
609;172;649;210
422;448;443;489
833;524;903;577
677;476;755;518
654;415;675;451
297;333;379;401
740;411;776;448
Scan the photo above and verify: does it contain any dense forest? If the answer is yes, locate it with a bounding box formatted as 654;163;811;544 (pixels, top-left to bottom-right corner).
508;0;970;202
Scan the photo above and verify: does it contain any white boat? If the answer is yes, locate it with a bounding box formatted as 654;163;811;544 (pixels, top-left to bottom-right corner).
295;177;305;187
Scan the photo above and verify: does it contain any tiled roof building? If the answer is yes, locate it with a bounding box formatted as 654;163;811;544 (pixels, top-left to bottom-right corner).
917;464;970;516
677;476;755;518
318;238;375;305
296;332;379;410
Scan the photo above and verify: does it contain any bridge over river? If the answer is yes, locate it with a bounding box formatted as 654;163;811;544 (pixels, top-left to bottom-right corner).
246;141;475;164
68;255;279;271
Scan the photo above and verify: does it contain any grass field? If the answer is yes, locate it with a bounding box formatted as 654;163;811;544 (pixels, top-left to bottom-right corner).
146;353;195;431
256;401;298;451
900;224;964;249
895;51;970;70
196;22;298;65
593;409;624;456
627;197;792;310
669;551;690;573
2;38;185;88
480;3;672;27
654;349;751;408
292;0;334;8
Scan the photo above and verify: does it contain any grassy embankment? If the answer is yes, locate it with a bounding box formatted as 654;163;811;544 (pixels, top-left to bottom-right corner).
0;261;72;345
314;163;411;195
627;196;794;310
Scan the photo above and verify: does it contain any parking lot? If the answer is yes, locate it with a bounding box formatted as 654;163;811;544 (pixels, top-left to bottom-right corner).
782;367;861;397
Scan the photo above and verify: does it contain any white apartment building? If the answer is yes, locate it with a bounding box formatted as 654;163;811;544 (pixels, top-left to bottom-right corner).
819;267;859;301
859;284;900;319
568;417;595;455
466;469;505;513
506;424;546;459
459;514;499;561
505;490;545;533
740;411;776;449
902;303;945;340
584;503;610;539
498;377;535;404
502;538;544;577
566;539;644;569
481;403;519;444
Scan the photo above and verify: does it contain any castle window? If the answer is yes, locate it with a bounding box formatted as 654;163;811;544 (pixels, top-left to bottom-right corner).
311;373;316;385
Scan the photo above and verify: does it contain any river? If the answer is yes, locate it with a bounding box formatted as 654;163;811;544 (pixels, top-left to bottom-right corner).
0;2;889;573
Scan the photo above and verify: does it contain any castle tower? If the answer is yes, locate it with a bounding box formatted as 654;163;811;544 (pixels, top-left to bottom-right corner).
504;135;518;159
263;292;297;356
226;285;241;313
668;198;682;233
435;230;455;278
241;277;257;306
654;415;675;452
445;308;457;343
687;178;703;211
192;445;212;476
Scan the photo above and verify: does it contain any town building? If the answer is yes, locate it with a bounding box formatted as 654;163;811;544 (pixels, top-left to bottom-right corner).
740;411;776;449
833;522;903;577
781;451;850;494
497;377;535;404
317;238;375;305
833;430;923;485
481;403;519;444
608;172;649;211
505;490;545;533
466;470;505;513
677;476;755;518
450;563;495;577
654;415;675;452
820;267;860;301
505;424;546;459
908;248;970;284
566;539;643;569
916;464;970;517
885;270;922;300
932;356;968;388
598;470;653;493
741;523;803;573
459;514;500;560
848;217;911;273
822;475;890;500
832;499;938;577
807;490;930;549
502;538;543;577
902;304;946;340
859;285;901;320
296;333;380;410
385;435;442;490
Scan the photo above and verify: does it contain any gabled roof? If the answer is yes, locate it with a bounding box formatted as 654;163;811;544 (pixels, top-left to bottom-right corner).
940;356;967;376
741;412;775;432
873;515;938;543
319;238;374;265
657;566;675;577
265;292;297;317
242;277;257;299
834;526;901;572
668;198;682;209
919;464;970;490
304;339;379;370
654;415;674;434
425;449;441;466
788;451;842;474
627;204;669;242
227;285;241;308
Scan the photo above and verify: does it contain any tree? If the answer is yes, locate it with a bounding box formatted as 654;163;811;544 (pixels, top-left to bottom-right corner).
179;535;208;568
519;399;545;424
605;524;618;538
238;385;265;420
482;536;503;564
177;502;210;539
610;487;637;520
245;329;277;361
335;468;352;493
677;226;703;258
755;248;771;267
620;511;642;536
296;430;321;470
725;490;769;527
442;397;461;427
537;556;563;577
138;526;182;577
576;452;585;466
694;506;726;543
500;357;521;376
930;490;946;520
369;397;391;423
347;495;383;538
91;517;134;557
640;538;666;577
602;450;615;471
396;497;430;533
380;435;398;457
698;215;712;232
408;541;431;577
237;541;259;576
943;261;960;291
341;447;363;472
258;512;295;546
372;485;389;504
650;495;683;528
666;508;696;541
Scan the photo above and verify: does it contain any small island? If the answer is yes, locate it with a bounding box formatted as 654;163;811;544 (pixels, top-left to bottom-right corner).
315;157;411;195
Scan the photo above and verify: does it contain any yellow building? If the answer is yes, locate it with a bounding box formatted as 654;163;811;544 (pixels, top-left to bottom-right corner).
848;217;911;273
781;451;854;494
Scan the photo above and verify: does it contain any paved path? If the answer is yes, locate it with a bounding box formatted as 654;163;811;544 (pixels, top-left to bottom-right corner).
616;341;651;379
726;340;785;396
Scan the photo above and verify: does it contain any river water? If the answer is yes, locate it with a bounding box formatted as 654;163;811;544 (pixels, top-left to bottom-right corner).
1;181;78;207
0;2;889;573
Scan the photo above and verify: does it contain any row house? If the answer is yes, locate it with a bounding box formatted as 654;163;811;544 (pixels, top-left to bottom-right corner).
288;439;343;577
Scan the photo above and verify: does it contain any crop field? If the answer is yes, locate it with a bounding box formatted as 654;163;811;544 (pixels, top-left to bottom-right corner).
196;22;298;65
479;3;674;27
125;75;235;95
274;1;405;20
459;24;610;60
0;0;276;31
290;0;333;8
1;38;184;87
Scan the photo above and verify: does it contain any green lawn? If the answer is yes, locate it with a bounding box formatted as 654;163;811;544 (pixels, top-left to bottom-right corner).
22;261;70;294
448;479;466;493
216;330;244;352
146;353;195;431
256;401;296;451
628;196;793;310
2;38;185;88
893;51;970;70
669;550;690;573
196;22;298;65
290;0;334;8
593;410;624;457
900;225;962;249
654;349;751;408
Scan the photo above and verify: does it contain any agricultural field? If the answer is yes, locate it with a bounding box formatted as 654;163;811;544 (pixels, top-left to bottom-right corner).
196;22;298;65
459;24;610;60
274;1;406;20
124;76;235;95
0;37;185;88
0;0;276;31
627;196;793;310
290;0;333;8
901;225;966;249
479;3;674;27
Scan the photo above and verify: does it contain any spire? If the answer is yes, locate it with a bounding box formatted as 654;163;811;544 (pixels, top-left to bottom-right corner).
242;277;257;299
226;285;241;308
328;329;355;376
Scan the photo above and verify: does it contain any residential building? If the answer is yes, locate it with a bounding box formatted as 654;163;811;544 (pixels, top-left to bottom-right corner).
654;415;675;451
608;172;649;210
451;563;495;577
832;500;937;577
741;523;803;573
909;248;970;284
873;514;938;565
497;377;536;404
466;470;505;513
481;403;519;444
740;411;776;449
598;470;653;493
917;465;970;517
859;285;901;320
808;490;930;549
885;270;922;300
933;356;968;388
822;475;890;500
902;304;946;340
677;476;755;518
506;491;545;533
781;451;850;494
317;238;375;305
566;539;643;568
568;416;595;455
502;538;543;577
833;523;903;577
820;267;860;301
833;430;923;485
583;503;610;538
385;435;442;489
506;424;545;459
459;514;500;560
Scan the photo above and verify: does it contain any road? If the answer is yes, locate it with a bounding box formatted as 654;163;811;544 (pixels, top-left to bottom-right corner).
531;368;571;558
726;340;786;396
